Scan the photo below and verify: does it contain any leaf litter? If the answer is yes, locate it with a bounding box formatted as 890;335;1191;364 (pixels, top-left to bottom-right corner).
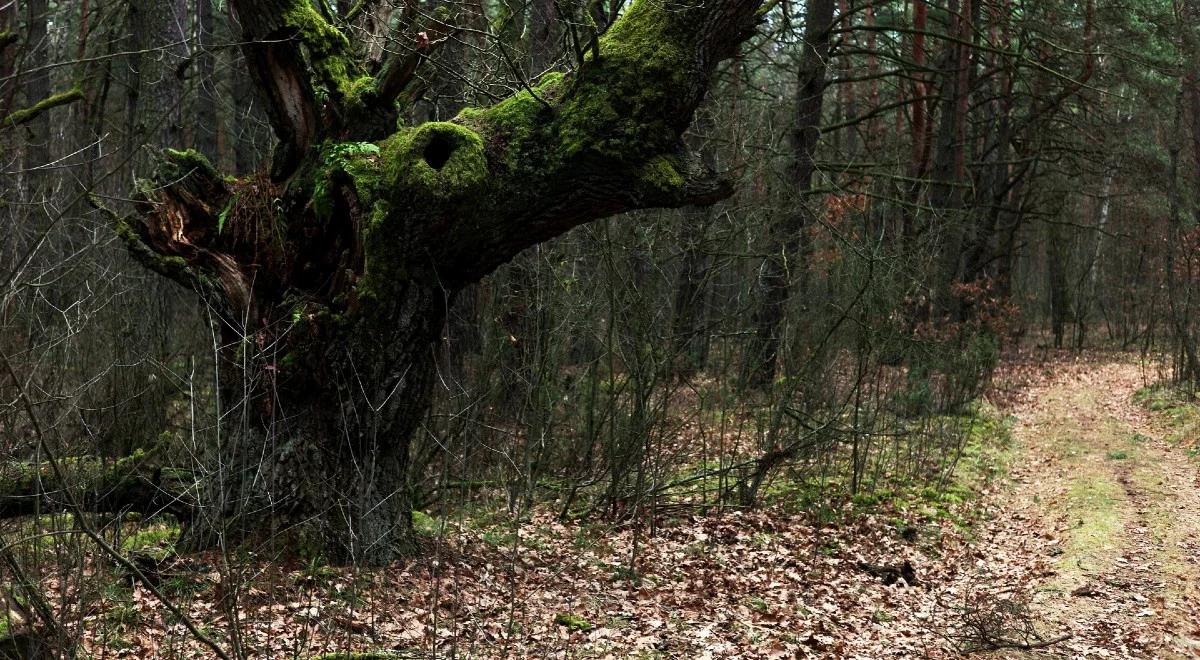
49;351;1200;658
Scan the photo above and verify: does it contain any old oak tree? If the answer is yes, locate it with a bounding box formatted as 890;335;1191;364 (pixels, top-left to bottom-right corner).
104;0;768;564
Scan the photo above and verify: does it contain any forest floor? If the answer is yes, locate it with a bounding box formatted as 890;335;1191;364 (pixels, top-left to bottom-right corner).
46;351;1200;658
984;355;1200;659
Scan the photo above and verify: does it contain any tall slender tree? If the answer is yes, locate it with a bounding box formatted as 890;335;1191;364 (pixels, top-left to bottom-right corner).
745;0;836;387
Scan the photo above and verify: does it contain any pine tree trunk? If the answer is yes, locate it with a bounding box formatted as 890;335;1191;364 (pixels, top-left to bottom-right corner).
195;0;219;162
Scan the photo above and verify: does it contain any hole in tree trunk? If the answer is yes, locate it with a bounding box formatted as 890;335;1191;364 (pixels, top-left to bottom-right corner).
423;134;455;170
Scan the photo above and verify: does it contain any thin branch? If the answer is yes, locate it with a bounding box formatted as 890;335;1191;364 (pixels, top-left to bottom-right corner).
0;351;233;660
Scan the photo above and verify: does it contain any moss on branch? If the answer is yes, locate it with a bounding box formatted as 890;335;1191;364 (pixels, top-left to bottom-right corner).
89;193;199;288
1;86;84;129
280;1;372;107
162;148;219;179
556;0;695;160
381;122;487;199
458;0;707;172
114;217;194;282
439;0;724;217
344;0;757;290
641;155;687;192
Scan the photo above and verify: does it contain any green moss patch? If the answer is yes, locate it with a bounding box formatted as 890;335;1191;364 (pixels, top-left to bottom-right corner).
280;1;370;104
382;122;488;200
554;611;594;632
121;525;180;562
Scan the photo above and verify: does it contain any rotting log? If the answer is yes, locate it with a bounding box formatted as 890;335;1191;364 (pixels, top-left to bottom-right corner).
0;450;190;521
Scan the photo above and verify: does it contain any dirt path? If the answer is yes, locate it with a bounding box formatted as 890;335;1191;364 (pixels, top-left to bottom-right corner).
998;358;1200;658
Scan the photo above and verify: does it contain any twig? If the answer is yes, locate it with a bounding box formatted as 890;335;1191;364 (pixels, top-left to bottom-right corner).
984;633;1072;651
0;351;233;660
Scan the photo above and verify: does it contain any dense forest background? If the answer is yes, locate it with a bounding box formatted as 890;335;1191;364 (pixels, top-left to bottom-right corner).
3;0;1200;657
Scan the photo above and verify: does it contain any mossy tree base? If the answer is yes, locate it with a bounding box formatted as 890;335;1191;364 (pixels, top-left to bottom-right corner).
120;0;765;564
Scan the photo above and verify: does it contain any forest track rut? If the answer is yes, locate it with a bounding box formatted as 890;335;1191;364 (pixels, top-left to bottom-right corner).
998;358;1200;659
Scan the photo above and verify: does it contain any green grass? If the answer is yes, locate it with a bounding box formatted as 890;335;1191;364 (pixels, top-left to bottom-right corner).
104;603;140;627
1135;383;1200;460
120;525;179;561
412;510;444;536
1060;476;1123;579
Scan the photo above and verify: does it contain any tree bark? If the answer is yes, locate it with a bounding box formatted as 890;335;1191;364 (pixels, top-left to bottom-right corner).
1185;0;1200;227
529;0;558;74
927;0;974;318
744;0;835;387
24;0;50;186
1046;220;1071;349
120;0;766;563
195;0;219;162
0;3;16;122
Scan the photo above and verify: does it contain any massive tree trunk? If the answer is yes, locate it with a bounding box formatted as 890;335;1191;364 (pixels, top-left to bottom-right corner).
116;0;764;564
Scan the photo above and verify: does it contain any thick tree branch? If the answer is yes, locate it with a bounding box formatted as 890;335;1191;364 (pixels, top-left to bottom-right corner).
371;16;454;105
229;0;370;179
354;0;765;290
130;0;763;325
341;5;460;140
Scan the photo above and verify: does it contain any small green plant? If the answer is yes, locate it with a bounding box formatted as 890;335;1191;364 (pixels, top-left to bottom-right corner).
162;575;206;597
481;529;517;547
554;611;594;632
101;580;133;604
105;604;140;627
120;526;179;561
1106;450;1129;460
300;555;337;583
412;510;444;536
750;532;775;548
683;541;708;558
609;564;640;583
818;542;840;557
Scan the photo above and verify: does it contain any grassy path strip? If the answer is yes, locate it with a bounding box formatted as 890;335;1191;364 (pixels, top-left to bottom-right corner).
999;359;1200;658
